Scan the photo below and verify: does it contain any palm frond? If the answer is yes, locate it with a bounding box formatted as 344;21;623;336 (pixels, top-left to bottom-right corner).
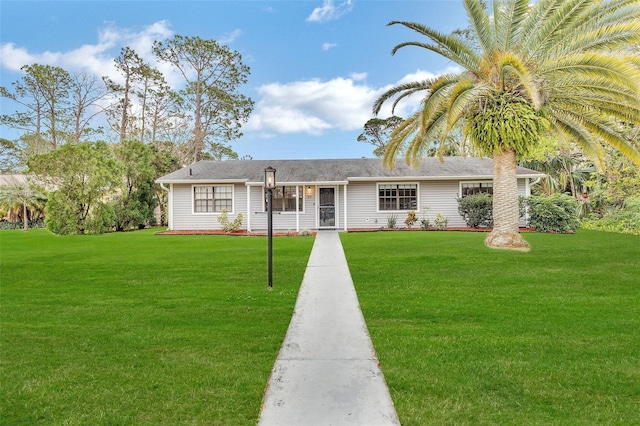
463;0;494;53
558;21;640;53
446;80;489;131
525;0;593;62
557;0;640;43
516;0;561;52
495;52;542;109
388;21;480;71
382;111;421;169
539;52;640;95
372;79;434;115
583;120;640;167
547;110;605;170
405;107;449;166
493;0;531;51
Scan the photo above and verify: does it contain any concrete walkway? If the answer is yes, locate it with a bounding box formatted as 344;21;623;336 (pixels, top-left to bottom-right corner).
259;231;400;426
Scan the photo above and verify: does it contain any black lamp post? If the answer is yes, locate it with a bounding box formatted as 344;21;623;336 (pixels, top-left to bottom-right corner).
264;166;276;289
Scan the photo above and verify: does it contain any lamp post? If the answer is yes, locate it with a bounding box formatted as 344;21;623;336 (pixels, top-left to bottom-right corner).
264;166;276;289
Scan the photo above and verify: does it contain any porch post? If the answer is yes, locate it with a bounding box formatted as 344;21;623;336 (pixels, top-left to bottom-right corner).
295;185;300;232
246;184;251;232
343;184;348;231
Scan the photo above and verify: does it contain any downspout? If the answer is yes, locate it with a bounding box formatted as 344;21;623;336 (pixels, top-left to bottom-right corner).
160;182;173;230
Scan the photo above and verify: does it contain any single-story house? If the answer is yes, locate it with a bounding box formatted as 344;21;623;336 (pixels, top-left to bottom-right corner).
155;157;545;232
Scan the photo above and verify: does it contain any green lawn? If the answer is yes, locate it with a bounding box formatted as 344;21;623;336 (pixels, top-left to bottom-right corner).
340;230;640;425
0;229;314;425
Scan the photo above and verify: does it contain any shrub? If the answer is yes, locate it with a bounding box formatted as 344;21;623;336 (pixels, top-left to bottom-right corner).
386;214;398;229
45;192;114;235
457;194;527;228
298;229;313;236
420;218;431;230
581;195;640;236
0;219;45;230
83;203;116;235
457;193;493;228
216;208;243;233
404;210;418;228
528;194;580;233
434;213;448;230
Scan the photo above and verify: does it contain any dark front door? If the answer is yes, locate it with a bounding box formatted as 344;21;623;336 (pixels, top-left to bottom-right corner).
318;187;336;227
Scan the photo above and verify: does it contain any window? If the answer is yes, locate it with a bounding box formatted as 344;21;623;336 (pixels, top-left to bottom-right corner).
461;182;493;197
378;183;417;211
267;185;303;212
193;185;232;213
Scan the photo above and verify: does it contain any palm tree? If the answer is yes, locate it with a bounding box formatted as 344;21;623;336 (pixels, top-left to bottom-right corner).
0;177;45;231
374;0;640;251
520;151;594;197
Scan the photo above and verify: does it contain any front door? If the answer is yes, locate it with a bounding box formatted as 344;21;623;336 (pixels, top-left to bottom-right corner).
318;187;336;228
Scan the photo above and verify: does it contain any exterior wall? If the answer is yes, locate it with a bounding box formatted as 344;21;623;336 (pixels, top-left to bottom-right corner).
171;183;247;231
345;179;531;229
247;185;317;232
345;180;465;228
169;179;532;231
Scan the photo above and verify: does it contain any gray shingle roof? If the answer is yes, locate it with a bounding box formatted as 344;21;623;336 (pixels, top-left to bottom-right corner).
156;157;545;184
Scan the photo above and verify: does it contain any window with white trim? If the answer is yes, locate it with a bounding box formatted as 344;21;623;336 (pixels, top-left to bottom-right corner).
266;185;303;212
378;183;417;211
461;182;493;197
193;185;232;213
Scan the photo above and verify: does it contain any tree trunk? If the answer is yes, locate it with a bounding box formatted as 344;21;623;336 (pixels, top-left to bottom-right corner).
193;77;204;162
23;202;28;231
120;75;130;143
485;149;530;251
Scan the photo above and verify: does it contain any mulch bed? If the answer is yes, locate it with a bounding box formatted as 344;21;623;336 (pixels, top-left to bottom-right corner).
155;230;316;236
348;227;537;233
156;228;536;236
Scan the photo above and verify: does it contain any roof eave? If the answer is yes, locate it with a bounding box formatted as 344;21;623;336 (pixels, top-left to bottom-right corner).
155;178;248;184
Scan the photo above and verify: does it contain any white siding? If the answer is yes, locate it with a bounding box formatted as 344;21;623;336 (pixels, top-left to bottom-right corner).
170;179;532;230
345;179;531;229
172;183;247;231
248;185;317;232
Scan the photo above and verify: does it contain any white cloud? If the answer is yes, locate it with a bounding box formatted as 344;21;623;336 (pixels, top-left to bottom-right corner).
219;29;242;45
307;0;354;23
246;77;377;135
322;42;337;51
0;21;176;86
246;67;460;137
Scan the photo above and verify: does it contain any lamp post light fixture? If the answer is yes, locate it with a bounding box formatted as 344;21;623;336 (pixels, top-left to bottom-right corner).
264;166;276;289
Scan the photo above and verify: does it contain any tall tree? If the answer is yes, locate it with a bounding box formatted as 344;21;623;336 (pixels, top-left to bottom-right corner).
374;0;640;251
104;47;145;142
1;64;73;152
69;72;108;143
153;35;254;162
357;116;404;157
28;142;119;235
145;81;185;145
30;64;72;149
134;65;176;144
111;140;158;231
0;138;22;172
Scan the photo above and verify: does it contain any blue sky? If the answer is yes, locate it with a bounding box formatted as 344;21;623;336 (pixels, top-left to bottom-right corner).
1;0;469;160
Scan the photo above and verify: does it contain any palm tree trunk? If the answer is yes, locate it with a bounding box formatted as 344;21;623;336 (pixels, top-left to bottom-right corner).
485;149;530;251
23;202;28;231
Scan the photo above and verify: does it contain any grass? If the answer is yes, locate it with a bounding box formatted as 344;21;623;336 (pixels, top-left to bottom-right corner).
0;228;314;425
340;230;640;425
